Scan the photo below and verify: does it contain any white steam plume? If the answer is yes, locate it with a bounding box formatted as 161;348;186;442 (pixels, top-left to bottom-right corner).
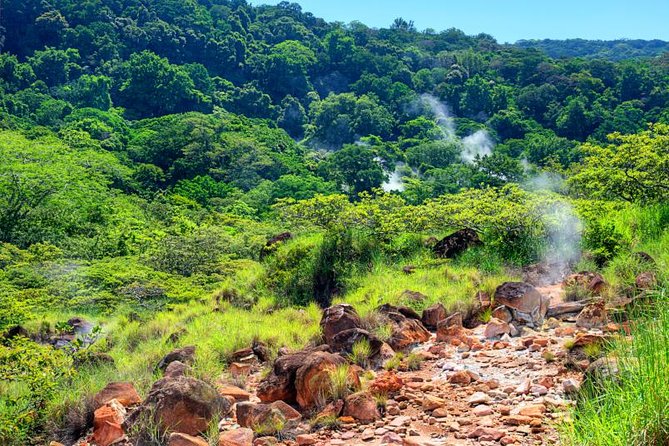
420;94;456;140
461;130;494;164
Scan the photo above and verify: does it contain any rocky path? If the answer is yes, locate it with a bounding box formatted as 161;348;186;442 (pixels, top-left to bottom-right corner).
72;274;625;446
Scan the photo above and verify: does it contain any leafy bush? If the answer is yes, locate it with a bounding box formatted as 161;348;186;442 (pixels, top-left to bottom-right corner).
0;338;73;445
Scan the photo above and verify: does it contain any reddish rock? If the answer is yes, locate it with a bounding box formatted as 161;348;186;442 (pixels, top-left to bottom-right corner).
421;303;447;330
92;402;125;446
217;383;251;402
368;371;404;395
576;300;607;329
123;376;230;436
219;428;254;446
295;434;317;446
378;304;431;350
93;382;141;409
295;351;348;409
314;399;344;422
236;401;301;433
169;432;209;446
343;391;380;423
518;404;546;417
447;370;475;385
229;362;252;378
256;345;330;404
320;304;362;345
468;427;504;441
491;306;513;323
494;282;548;327
484;318;511;339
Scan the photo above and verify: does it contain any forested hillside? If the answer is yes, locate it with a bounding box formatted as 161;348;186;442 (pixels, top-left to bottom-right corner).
515;38;669;61
0;1;668;446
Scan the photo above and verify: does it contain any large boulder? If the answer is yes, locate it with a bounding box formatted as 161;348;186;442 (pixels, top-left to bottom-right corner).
295;351;348;409
256;346;330;404
320;304;362;345
432;229;482;259
421;303;447;330
124;376;230;436
494;282;549;327
377;304;431;351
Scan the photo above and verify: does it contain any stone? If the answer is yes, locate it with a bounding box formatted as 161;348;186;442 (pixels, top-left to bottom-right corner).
156;346;196;372
518;404;545;417
168;432;209;446
491;306;513;323
432;228;482;258
381;432;403;444
217;383;251;402
343;392;380;423
256;345;330;404
296;434;318;445
421;303;447;330
320;304;362;345
562;379;580;394
236;401;301;433
361;428;375;440
377;304;431;351
93;382;142;409
473;404;492;416
329;327;383;357
494;282;548;327
229;362;252;378
421;394;445;411
368;371;404;394
576;300;607;329
295;351;349;409
547;301;588;318
164;360;189;379
219;428;254;446
484;318;511;339
123;376;230;436
468;427;504;441
467;392;490;405
92;400;125;446
447;370;475;385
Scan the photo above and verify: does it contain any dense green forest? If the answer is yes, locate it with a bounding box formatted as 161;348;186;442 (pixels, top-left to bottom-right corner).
1;1;669;445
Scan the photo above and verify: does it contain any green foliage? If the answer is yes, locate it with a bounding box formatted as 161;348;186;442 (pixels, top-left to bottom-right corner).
584;221;625;267
0;338;73;445
570;124;669;203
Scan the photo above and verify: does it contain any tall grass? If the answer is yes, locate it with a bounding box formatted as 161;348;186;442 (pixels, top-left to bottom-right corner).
562;289;669;446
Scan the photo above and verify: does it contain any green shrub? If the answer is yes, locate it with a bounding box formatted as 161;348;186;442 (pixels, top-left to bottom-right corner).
0;338;73;445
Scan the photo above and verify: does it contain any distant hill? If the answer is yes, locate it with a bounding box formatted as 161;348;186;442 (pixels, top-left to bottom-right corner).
515;38;669;60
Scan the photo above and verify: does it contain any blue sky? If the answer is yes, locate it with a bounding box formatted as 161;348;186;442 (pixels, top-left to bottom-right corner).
257;0;669;43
